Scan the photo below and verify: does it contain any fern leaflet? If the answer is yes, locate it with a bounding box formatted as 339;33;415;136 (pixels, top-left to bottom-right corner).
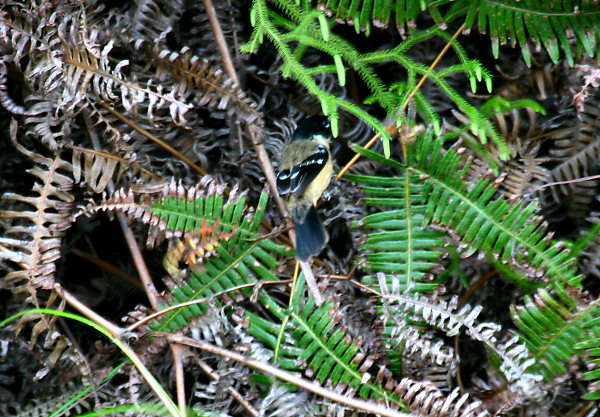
81;181;290;332
462;0;600;67
513;286;600;399
346;171;445;294
315;0;600;67
246;275;406;407
353;133;580;287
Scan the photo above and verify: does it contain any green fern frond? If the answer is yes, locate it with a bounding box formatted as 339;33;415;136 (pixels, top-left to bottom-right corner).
353;132;581;287
345;171;445;294
575;324;600;400
244;0;506;158
82;181;291;332
317;0;435;34
346;167;446;361
317;0;600;67
462;0;600;67
150;188;289;332
513;286;600;399
247;281;487;413
246;282;406;407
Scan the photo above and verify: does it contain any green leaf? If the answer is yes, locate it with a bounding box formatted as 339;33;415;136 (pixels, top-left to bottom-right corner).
246;278;406;407
315;0;600;67
514;286;600;400
333;54;346;86
464;0;600;67
348;171;445;294
353;131;580;288
146;189;288;332
318;13;330;41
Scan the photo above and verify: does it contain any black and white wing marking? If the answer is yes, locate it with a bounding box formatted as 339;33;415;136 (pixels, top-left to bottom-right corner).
276;168;293;198
276;145;329;198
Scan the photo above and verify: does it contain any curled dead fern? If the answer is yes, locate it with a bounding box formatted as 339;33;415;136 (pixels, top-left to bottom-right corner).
0;122;74;290
376;274;546;402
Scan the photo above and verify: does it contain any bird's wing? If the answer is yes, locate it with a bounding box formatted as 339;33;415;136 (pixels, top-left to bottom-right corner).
276;144;329;199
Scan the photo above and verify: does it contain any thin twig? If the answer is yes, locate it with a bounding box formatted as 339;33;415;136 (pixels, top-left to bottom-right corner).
170;343;188;417
158;333;411;417
299;260;324;306
54;285;125;338
203;2;290;224
247;125;290;220
116;213;163;308
335;127;391;180
317;263;358;281
203;0;239;84
126;279;292;332
70;248;145;292
526;174;600;196
98;101;207;177
350;279;382;297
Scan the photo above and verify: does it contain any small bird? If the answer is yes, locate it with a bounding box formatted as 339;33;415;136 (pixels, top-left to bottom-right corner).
276;117;333;261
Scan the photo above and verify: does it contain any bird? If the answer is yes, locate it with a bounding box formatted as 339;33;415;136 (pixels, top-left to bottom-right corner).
276;116;333;261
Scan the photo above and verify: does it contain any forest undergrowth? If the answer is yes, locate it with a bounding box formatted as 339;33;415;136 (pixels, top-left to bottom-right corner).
1;1;600;416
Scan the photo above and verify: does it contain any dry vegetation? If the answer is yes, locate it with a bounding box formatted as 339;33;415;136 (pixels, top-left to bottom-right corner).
1;1;600;416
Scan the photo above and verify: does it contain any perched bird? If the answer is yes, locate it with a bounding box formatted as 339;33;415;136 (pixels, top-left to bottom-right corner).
276;117;333;261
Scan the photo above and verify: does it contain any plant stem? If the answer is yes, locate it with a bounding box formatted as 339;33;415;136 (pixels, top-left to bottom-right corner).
161;333;412;417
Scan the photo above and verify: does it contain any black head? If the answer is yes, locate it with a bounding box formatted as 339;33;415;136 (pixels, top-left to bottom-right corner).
292;116;331;141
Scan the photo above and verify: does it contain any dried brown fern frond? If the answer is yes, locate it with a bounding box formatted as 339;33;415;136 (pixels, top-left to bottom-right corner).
187;308;260;414
495;60;559;103
535;103;600;228
0;121;87;385
470;363;563;416
258;384;314;417
447;100;546;202
1;1;193;139
395;326;458;388
145;42;262;125
547;136;600;190
0;0;59;63
130;0;184;44
376;274;546;404
76;34;266;183
579;216;600;279
11;290;95;395
538;176;599;230
70;145;158;192
0;62;30;116
395;377;490;417
545;103;600;162
0;121;74;291
465;136;549;201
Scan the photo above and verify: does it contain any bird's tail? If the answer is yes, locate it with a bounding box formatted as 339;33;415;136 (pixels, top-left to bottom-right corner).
292;205;328;261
